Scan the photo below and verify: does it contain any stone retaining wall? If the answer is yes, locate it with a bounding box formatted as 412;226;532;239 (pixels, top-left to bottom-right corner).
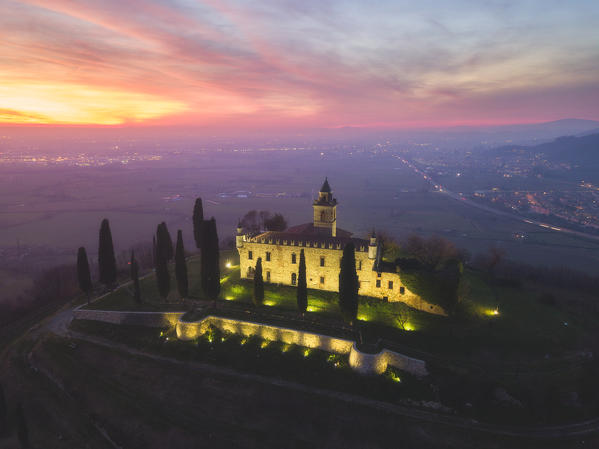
72;307;428;377
73;306;184;328
178;315;428;377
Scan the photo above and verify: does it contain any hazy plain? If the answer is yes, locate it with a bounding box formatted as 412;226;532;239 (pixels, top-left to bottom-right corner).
2;147;599;289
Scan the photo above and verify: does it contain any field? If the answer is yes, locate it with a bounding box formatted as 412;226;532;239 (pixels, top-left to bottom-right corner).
2;150;599;281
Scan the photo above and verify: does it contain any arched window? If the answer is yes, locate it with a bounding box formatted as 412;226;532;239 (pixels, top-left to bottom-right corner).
291;273;297;285
320;211;325;221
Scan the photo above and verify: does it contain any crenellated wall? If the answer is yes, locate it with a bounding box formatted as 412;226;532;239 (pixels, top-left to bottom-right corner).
237;237;446;316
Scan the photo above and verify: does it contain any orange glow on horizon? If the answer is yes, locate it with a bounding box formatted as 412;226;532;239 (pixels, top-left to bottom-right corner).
0;82;187;125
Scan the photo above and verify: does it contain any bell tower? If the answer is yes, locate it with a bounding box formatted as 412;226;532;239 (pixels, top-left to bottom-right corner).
313;177;337;236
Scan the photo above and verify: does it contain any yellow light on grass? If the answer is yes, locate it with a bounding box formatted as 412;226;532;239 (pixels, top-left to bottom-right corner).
263;300;276;306
484;308;500;317
389;372;401;383
303;348;311;357
402;322;416;331
260;340;270;349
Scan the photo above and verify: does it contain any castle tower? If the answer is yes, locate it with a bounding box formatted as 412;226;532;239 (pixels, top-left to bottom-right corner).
313;177;337;236
236;221;244;248
368;230;377;259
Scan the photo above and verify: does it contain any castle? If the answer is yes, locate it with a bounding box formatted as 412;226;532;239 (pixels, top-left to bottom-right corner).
236;179;445;315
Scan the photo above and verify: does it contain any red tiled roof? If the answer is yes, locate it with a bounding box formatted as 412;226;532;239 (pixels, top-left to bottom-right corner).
249;224;368;252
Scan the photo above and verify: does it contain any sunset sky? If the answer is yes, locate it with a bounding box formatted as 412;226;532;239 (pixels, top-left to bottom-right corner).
1;0;598;129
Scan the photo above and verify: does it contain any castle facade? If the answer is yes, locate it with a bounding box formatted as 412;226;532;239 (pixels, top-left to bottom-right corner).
236;179;445;315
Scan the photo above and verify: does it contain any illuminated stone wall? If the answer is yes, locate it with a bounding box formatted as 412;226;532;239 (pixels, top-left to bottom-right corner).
177;315;354;354
238;237;445;315
72;307;427;377
238;238;370;293
177;315;428;377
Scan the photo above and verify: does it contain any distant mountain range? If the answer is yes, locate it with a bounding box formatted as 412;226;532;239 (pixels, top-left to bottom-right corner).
492;131;599;165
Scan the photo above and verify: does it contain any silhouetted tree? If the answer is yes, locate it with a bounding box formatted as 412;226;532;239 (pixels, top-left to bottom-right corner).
15;403;28;449
253;257;264;306
161;222;174;261
402;234;459;270
240;210;260;233
98;218;117;288
193;197;204;249
0;382;6;437
155;223;170;300
76;247;92;303
339;242;359;324
130;251;141;303
175;230;188;299
264;213;287;231
297;249;307;314
201;218;220;305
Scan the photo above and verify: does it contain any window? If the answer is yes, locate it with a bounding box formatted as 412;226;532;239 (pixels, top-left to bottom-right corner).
320;211;325;221
377;272;381;278
388;281;393;290
358;281;361;288
320;256;325;267
266;251;271;262
291;253;297;264
400;286;405;295
320;276;325;284
291;273;297;285
266;271;271;282
248;250;253;260
376;279;381;288
357;260;362;270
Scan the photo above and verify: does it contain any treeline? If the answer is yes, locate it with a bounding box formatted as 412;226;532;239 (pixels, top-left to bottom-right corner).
75;197;221;304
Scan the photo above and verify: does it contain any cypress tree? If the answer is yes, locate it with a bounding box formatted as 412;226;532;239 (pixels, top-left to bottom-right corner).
253;257;264;306
297;249;307;314
201;218;220;305
76;247;92;303
15;403;28;449
160;222;174;261
193;197;204;249
155;223;170;300
175;230;189;299
130;251;141;303
339;242;359;324
0;382;6;437
98;218;117;288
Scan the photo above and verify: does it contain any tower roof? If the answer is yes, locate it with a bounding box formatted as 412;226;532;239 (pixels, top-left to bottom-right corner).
320;177;331;193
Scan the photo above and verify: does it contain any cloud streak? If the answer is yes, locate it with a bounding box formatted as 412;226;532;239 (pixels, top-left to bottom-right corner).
1;0;598;128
